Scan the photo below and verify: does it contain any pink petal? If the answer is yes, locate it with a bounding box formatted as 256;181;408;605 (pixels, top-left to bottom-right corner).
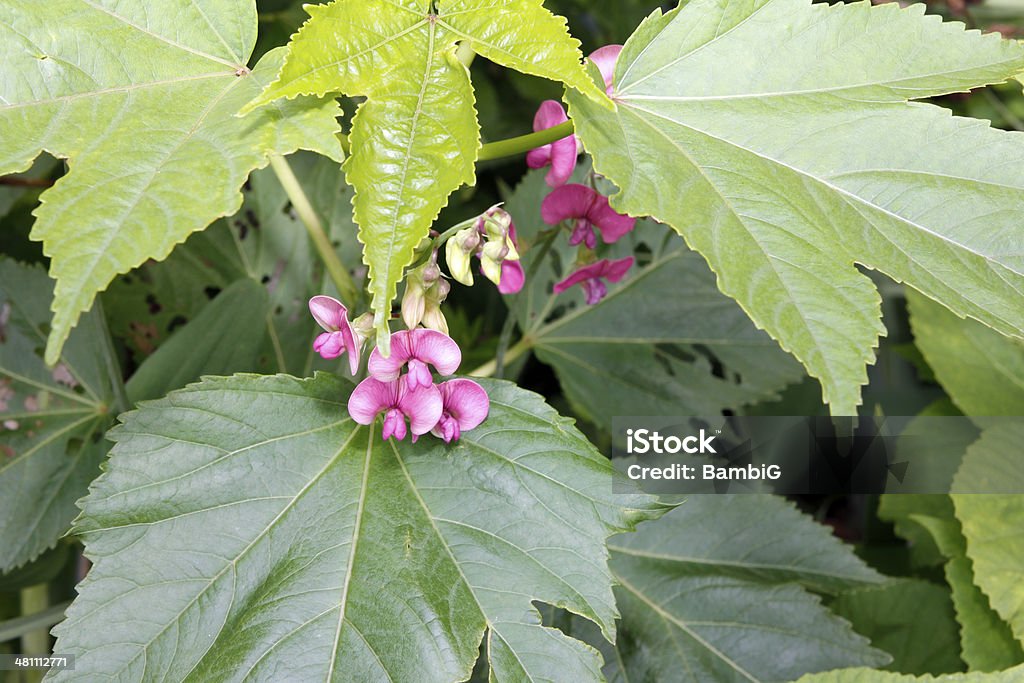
440;379;490;432
530;101;577;187
406;358;433;390
367;332;414;381
533;100;568;131
552;257;635;295
498;259;525;295
309;295;348;332
541;184;598;225
348;377;398;425
589;45;623;93
382;409;407;441
546;136;578;188
603;256;635;283
568;219;596;249
526;146;551;169
586;195;635;244
582;278;607;305
406;329;462;376
397;380;444;436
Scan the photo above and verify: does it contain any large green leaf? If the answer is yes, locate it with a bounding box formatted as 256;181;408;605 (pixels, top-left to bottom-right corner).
908;291;1024;416
585;496;887;682
911;287;1024;649
0;260;111;572
0;1;343;364
796;664;1024;682
567;0;1024;414
879;494;1024;671
246;0;608;348
954;425;1024;648
502;169;804;426
51;374;664;681
831;579;964;675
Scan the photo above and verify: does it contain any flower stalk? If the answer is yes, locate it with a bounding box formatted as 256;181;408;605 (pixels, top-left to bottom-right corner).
268;154;360;306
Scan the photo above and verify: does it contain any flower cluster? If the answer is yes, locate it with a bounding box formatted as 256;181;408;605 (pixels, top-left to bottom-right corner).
445;205;525;295
311;296;489;443
526;45;637;306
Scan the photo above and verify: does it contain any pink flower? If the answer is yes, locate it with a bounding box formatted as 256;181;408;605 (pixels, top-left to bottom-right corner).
348;376;443;441
589;45;623;94
498;259;525;295
526;100;578;188
367;328;461;390
310;295;364;375
541;184;635;249
553;257;634;305
432;379;490;443
496;224;525;294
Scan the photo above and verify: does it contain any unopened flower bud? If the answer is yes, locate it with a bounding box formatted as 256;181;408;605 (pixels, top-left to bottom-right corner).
446;227;479;286
421;250;442;287
421;277;450;335
351;312;374;347
402;273;427;330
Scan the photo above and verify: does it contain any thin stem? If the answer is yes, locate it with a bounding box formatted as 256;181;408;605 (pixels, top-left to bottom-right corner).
493;229;560;377
94;299;129;416
19;585;50;658
0;602;71;643
477;120;575;162
269;155;360;306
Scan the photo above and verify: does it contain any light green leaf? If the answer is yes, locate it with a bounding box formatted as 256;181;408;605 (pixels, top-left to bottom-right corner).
908;291;1024;416
796;663;1024;682
593;496;887;682
879;494;1024;671
50;374;664;681
246;0;608;348
0;260;110;572
831;579;964;675
567;0;1024;414
125;279;269;403
0;1;343;364
954;424;1024;648
502;168;804;426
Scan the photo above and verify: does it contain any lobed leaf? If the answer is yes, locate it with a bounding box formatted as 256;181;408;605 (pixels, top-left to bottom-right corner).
567;0;1024;414
50;373;664;681
247;0;608;349
587;496;887;682
0;260;111;572
0;0;342;364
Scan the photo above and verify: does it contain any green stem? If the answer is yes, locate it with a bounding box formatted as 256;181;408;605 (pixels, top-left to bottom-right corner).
0;602;71;643
94;299;129;416
19;585;50;658
470;337;533;378
269;155;360;305
477;120;575;162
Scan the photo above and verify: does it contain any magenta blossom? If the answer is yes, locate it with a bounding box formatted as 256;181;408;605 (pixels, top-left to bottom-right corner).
541;184;636;249
368;328;461;390
432;379;490;443
349;376;443;441
554;257;634;305
589;45;623;94
310;295;362;375
496;224;525;294
526;100;578;188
